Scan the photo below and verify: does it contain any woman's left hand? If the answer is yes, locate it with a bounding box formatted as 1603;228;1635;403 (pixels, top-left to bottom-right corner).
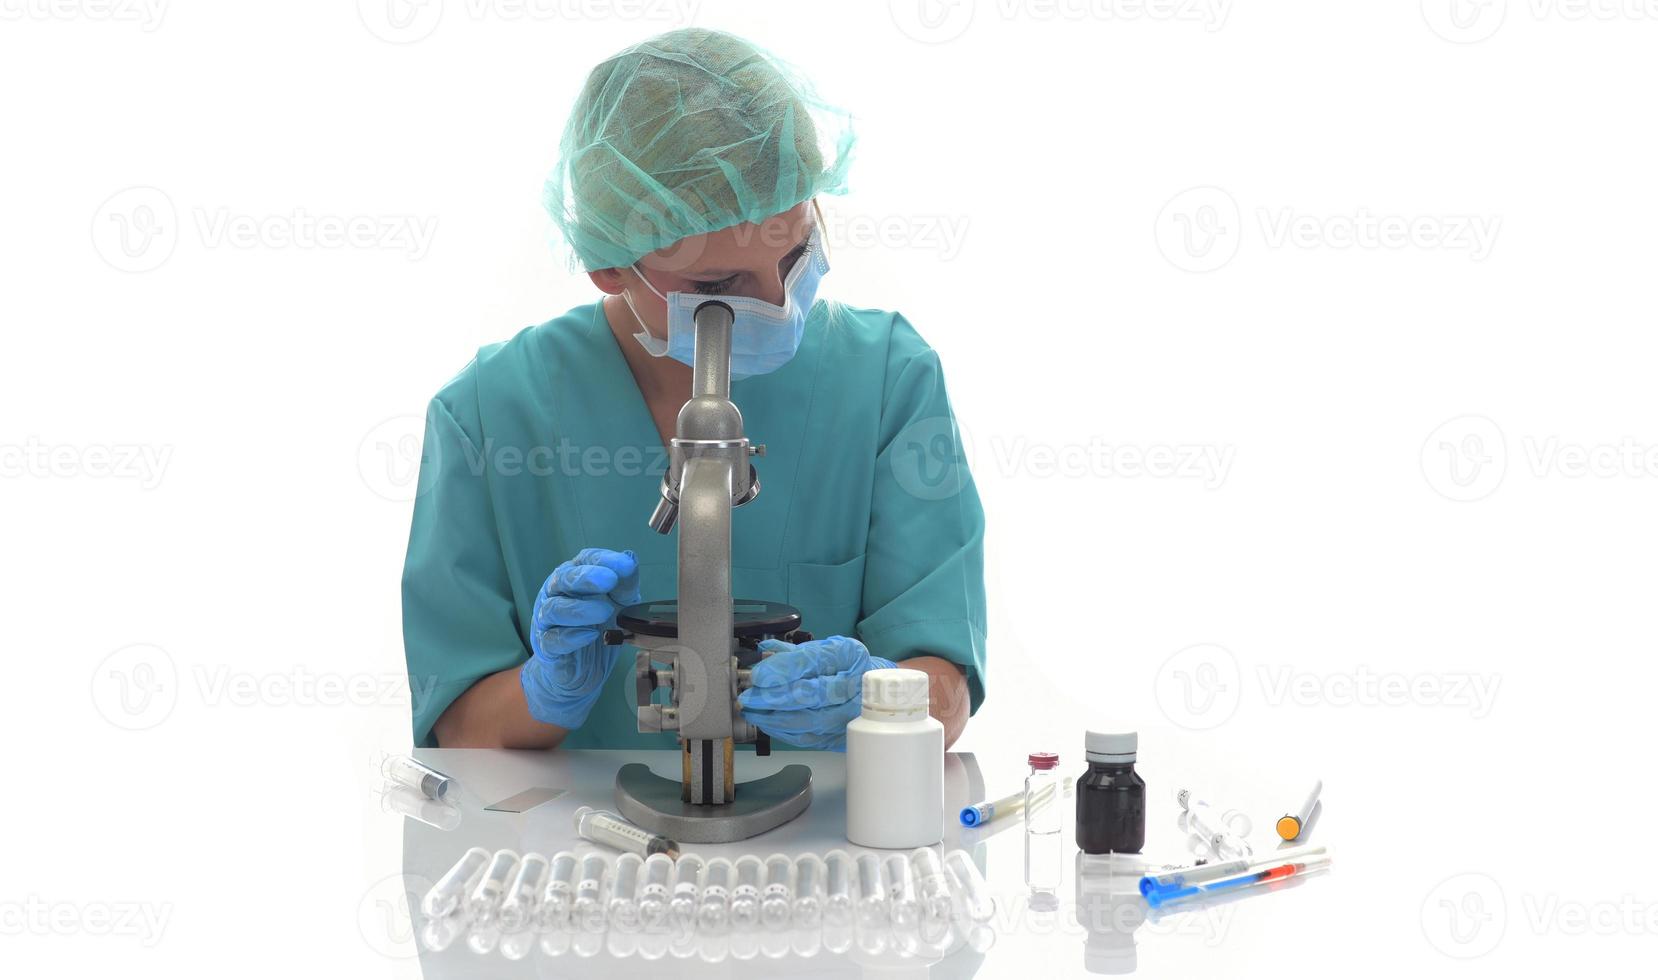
737;635;896;750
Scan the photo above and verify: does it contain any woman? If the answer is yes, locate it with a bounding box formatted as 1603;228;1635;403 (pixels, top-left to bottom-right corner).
402;28;985;754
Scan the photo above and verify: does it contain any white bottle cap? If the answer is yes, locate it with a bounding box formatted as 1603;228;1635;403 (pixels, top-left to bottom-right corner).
862;668;930;719
1085;730;1137;763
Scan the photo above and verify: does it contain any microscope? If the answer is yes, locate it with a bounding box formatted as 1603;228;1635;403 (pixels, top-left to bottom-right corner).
603;300;815;843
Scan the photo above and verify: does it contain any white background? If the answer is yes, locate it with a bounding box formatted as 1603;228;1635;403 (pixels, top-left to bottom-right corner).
2;0;1655;976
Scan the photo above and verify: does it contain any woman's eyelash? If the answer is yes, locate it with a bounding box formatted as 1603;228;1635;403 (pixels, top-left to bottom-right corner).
691;276;736;295
688;237;814;294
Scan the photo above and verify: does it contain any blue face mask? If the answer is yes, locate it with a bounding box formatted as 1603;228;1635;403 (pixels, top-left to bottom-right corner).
623;226;827;380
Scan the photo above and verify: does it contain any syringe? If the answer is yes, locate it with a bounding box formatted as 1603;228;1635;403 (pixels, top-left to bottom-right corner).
573;806;680;858
960;782;1055;827
1144;855;1332;909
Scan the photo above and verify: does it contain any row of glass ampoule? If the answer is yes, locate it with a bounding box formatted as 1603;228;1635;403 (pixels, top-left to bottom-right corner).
422;846;996;938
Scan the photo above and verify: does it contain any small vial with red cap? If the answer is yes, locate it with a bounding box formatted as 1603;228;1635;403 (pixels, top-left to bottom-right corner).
1024;751;1063;893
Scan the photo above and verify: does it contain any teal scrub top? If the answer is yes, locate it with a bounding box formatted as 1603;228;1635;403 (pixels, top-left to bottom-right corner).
401;298;987;749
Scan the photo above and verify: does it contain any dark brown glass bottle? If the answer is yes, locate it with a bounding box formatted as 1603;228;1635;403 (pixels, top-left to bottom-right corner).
1075;731;1145;854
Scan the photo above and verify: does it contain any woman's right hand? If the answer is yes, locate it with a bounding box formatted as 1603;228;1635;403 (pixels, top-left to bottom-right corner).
519;548;641;729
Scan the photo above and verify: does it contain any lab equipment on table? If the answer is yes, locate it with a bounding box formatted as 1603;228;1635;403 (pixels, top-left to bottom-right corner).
381;784;463;830
885;853;920;930
422;846;489;919
574;806;680;858
1139;843;1328;898
610;854;644;931
1076;731;1146;855
483;787;565;813
824;850;854;926
1175;789;1252;861
855;852;889;930
540;851;578;930
911;847;955;923
961;782;1055;827
468;849;520;925
574;853;609;931
730;855;763;928
846;668;944;848
640;853;673;930
762;854;794;929
698;858;734;933
944;849;996;923
498;852;548;932
670;854;704;928
792;854;826;927
1025;752;1063;892
1278;779;1323;841
1144;855;1333;909
383;754;456;803
603;301;816;844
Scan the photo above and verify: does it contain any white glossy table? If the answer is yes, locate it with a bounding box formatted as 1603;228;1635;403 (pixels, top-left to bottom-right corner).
386;748;1335;978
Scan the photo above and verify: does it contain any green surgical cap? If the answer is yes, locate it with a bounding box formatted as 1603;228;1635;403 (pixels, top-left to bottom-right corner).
544;28;855;271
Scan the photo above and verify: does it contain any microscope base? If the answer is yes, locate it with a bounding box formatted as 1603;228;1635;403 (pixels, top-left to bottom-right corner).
614;762;812;844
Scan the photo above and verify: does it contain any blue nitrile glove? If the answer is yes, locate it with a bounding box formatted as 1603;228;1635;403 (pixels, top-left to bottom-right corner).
519;548;641;729
737;636;897;750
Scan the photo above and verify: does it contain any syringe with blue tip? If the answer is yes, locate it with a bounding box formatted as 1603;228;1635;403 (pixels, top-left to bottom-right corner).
959;782;1055;827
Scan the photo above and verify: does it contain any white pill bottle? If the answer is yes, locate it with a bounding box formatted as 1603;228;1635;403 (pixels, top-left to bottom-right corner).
846;668;944;848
